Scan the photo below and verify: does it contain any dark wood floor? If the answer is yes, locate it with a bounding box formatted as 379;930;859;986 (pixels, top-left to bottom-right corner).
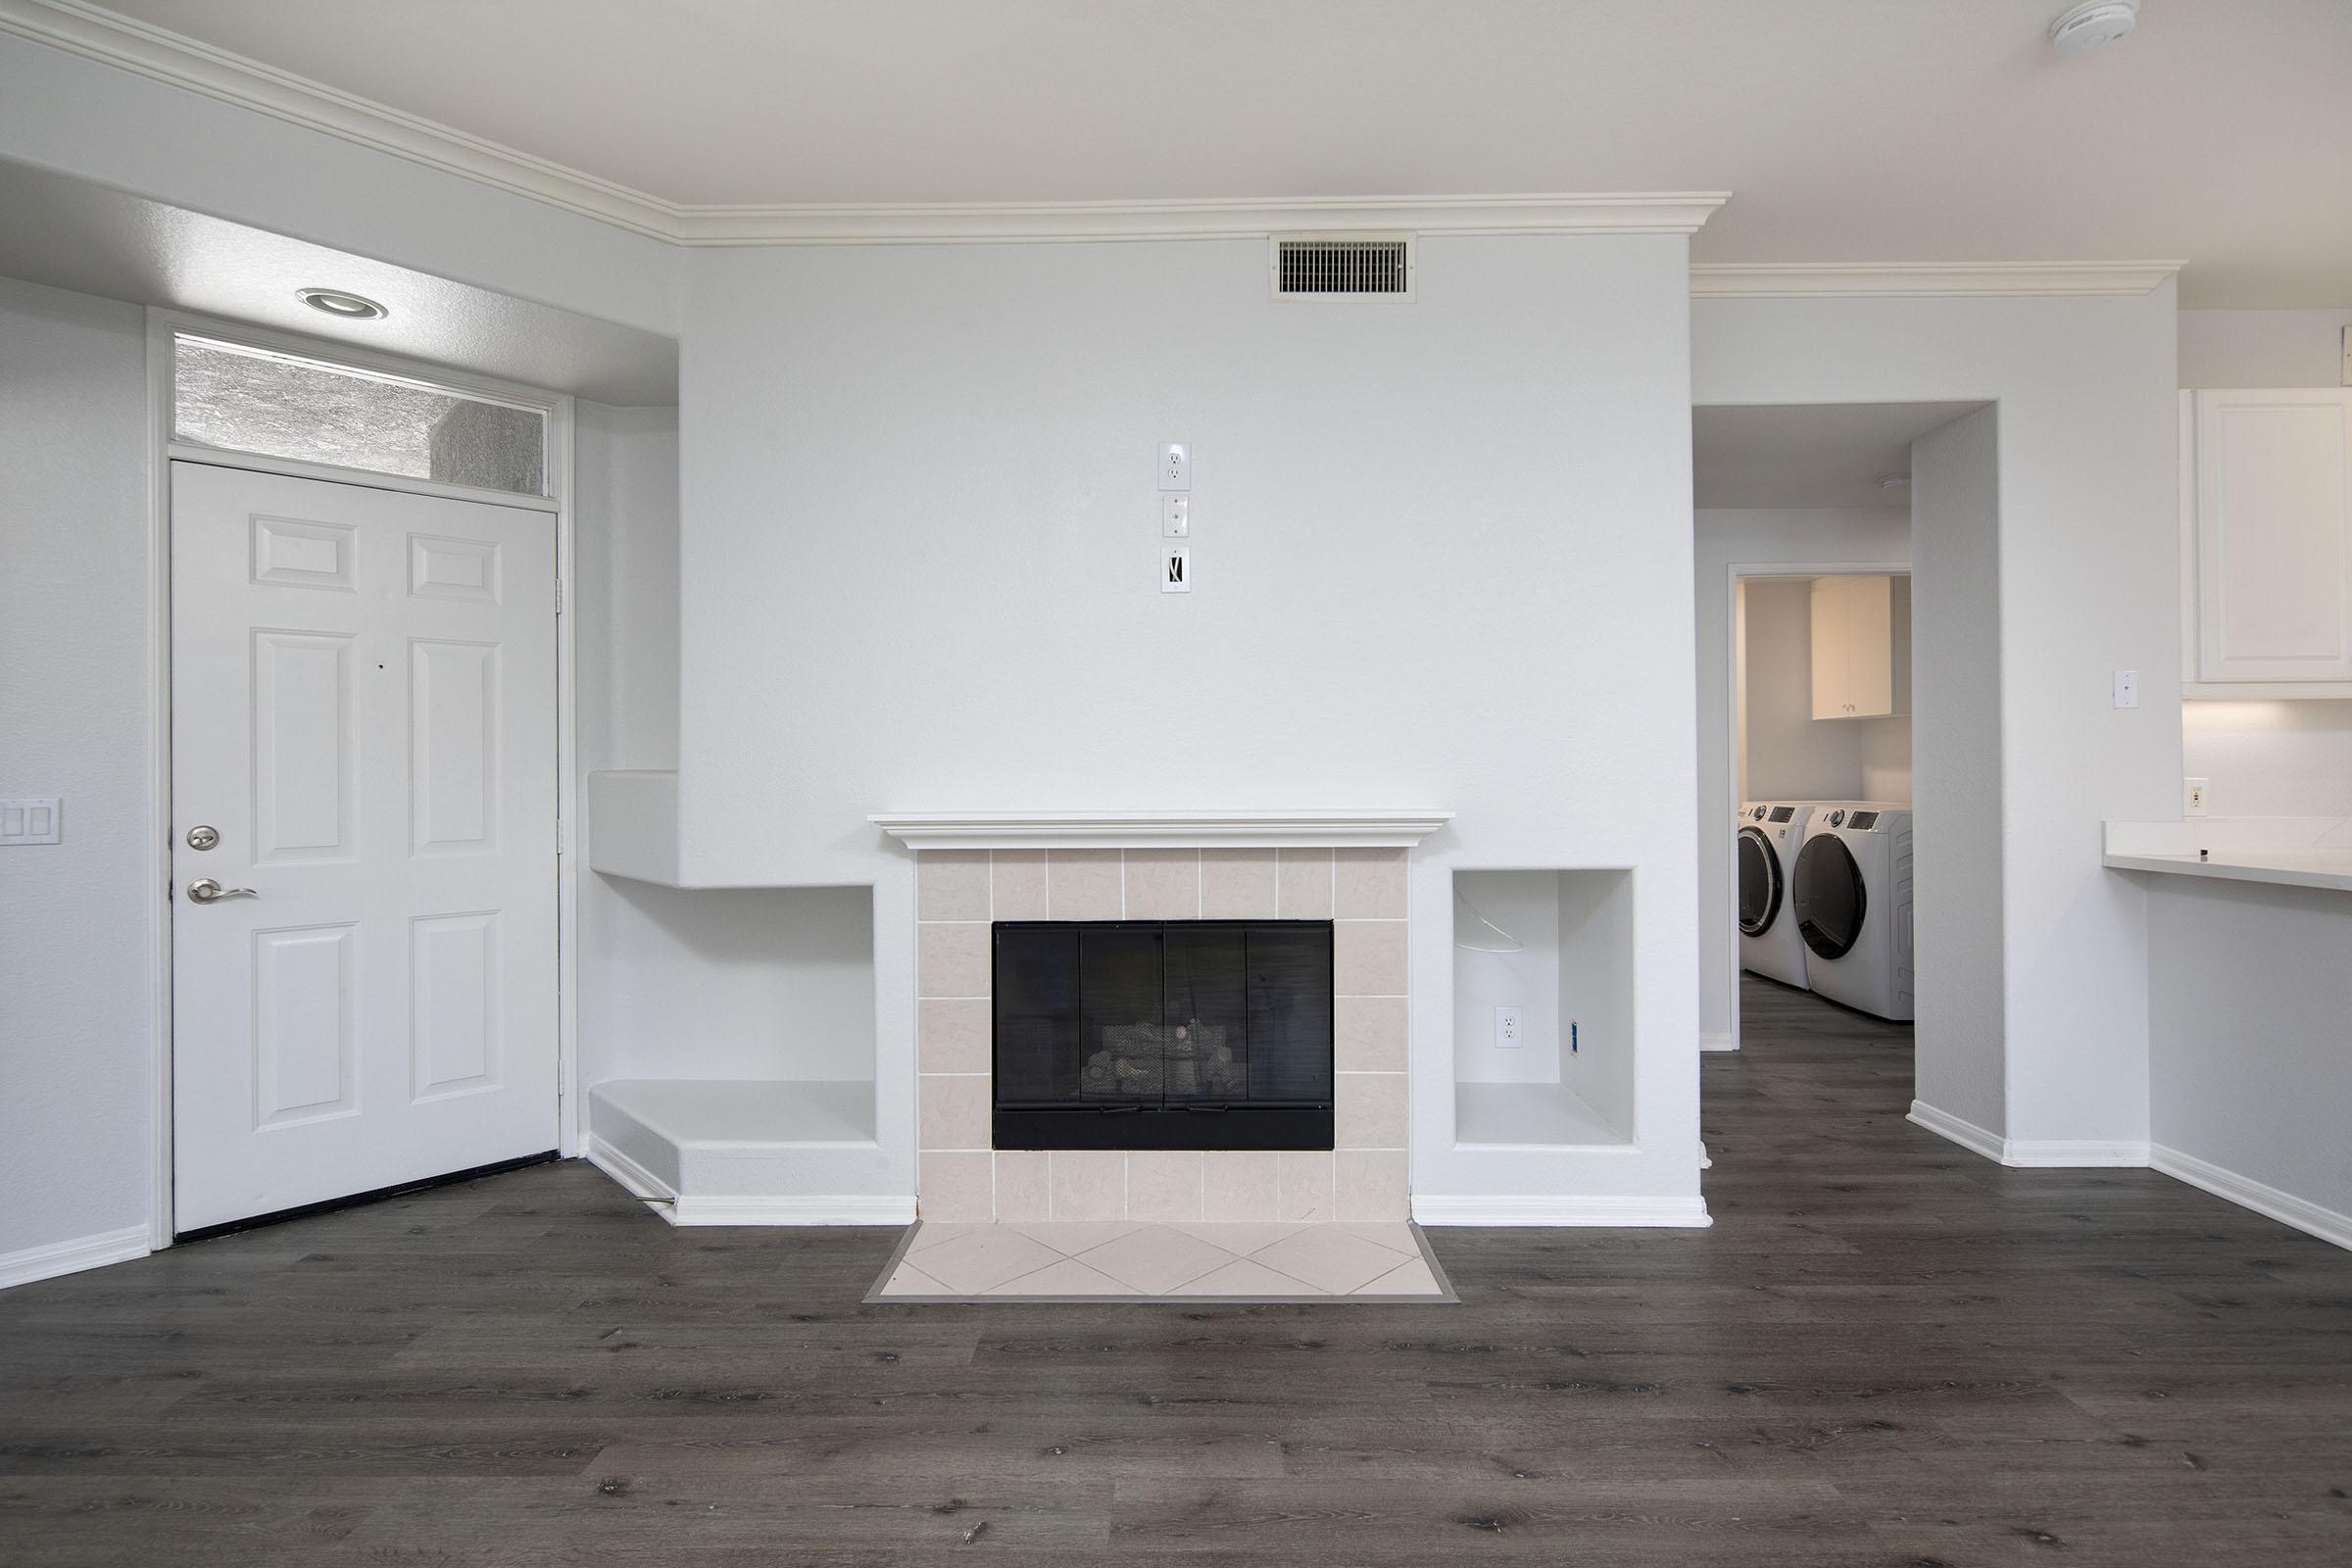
5;979;2349;1566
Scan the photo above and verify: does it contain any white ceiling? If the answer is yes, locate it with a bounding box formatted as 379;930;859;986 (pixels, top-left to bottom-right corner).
1693;402;1984;511
0;159;678;403
75;0;2352;307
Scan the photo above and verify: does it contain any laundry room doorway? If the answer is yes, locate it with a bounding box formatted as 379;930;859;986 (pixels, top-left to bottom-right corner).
1692;402;1998;1123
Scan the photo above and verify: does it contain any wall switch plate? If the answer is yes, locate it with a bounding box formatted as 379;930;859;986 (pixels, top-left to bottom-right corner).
1160;545;1191;592
1494;1005;1523;1049
2184;777;2209;815
1161;495;1190;537
2112;668;2138;709
0;798;61;845
1157;441;1191;491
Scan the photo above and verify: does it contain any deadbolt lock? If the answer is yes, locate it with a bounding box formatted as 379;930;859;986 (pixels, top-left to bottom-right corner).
186;824;220;851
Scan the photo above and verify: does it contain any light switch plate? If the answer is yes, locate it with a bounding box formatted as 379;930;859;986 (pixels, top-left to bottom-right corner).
1161;495;1190;537
1160;545;1191;592
0;798;62;845
1157;441;1191;491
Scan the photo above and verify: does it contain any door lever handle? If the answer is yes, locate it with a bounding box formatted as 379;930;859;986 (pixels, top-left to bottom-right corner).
185;878;259;905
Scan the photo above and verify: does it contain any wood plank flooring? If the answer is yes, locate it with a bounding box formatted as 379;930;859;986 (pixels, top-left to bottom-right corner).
5;977;2348;1565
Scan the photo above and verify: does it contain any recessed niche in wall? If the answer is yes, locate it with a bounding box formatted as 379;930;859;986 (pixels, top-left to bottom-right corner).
1452;868;1635;1148
585;883;881;1216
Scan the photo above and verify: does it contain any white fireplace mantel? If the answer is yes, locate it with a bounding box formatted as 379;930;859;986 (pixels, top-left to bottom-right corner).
869;809;1453;853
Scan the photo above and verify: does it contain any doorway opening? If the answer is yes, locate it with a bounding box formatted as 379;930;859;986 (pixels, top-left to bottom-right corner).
1693;401;1997;1122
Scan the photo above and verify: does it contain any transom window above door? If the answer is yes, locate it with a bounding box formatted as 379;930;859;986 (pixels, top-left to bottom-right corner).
171;333;548;497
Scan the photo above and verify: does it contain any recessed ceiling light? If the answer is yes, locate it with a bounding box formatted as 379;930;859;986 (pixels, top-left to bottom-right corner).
296;287;387;319
2049;0;2137;57
1877;472;1912;492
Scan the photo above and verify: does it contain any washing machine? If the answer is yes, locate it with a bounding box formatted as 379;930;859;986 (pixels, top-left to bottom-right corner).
1791;805;1915;1021
1737;801;1819;989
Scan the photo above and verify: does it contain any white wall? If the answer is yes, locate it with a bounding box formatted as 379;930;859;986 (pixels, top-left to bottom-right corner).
0;276;156;1262
2179;309;2351;389
0;32;678;336
2182;702;2352;818
1694;292;2180;1154
676;233;1705;1216
1453;871;1562;1087
1694;508;1910;1048
1907;407;2008;1139
2146;879;2352;1244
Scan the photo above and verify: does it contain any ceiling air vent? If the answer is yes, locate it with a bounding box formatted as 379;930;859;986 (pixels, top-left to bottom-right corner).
1270;236;1414;300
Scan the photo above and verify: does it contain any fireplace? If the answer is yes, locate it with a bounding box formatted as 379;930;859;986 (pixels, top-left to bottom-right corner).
992;920;1336;1151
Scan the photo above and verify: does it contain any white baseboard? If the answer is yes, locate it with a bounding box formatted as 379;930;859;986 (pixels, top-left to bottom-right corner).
1909;1102;2149;1168
1699;1031;1738;1053
1906;1101;2007;1161
1413;1194;1712;1227
0;1225;151;1291
2002;1139;2151;1168
586;1137;676;1203
2151;1144;2352;1252
671;1195;915;1227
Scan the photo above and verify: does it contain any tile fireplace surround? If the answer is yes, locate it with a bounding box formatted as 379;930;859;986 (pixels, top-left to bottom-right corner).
875;812;1451;1227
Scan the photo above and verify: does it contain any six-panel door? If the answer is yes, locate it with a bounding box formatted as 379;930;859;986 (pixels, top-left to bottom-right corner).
170;462;558;1233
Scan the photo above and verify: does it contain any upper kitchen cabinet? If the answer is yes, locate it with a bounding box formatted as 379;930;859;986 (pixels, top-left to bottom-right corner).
2182;389;2352;697
1810;573;1911;720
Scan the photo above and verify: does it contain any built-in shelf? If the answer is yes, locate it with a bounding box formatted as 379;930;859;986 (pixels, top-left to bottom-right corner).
587;1079;906;1227
1451;867;1636;1150
586;769;681;885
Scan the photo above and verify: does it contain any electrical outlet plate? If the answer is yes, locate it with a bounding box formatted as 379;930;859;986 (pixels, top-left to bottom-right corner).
2184;776;2209;815
1494;1005;1523;1049
1161;495;1190;537
0;798;62;845
2341;325;2351;387
1158;441;1191;491
1160;545;1191;593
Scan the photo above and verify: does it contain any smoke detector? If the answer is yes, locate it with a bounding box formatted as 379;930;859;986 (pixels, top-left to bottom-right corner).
2049;1;2137;57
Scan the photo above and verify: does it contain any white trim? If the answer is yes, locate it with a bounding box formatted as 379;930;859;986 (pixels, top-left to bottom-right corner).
670;1196;918;1228
0;0;675;238
1909;1101;2151;1168
871;809;1453;852
147;307;582;1238
1690;262;2184;298
1412;1194;1712;1227
0;3;1727;246
585;1136;673;1202
2150;1145;2352;1253
1906;1100;2007;1162
2002;1139;2150;1168
0;1225;151;1291
681;193;1728;246
1699;1031;1737;1053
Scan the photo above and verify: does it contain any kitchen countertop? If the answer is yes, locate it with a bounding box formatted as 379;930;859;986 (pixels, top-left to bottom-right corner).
2104;818;2352;895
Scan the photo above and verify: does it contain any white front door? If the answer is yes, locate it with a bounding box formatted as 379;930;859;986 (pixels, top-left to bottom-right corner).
171;461;559;1234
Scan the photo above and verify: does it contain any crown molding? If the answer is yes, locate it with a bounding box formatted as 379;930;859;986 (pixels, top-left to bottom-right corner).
869;809;1454;852
675;193;1728;246
1690;261;2184;298
0;2;1723;246
0;0;680;237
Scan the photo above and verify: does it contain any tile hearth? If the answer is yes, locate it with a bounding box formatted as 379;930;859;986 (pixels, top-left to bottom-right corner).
867;1220;1455;1303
